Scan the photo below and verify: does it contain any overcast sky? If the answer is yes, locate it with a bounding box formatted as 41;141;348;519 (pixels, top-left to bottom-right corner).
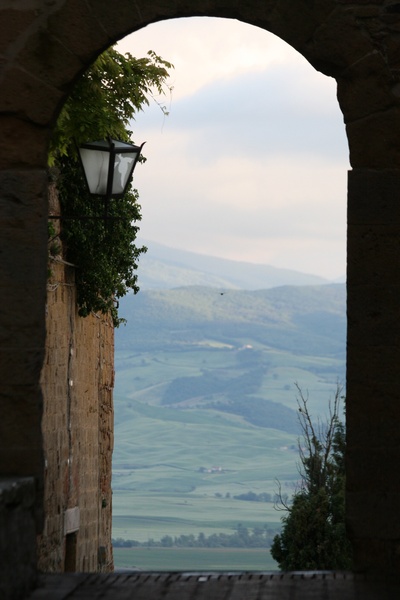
117;17;350;280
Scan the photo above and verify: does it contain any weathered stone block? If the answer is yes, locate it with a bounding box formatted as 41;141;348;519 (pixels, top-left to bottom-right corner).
346;381;400;449
46;0;113;62
18;29;85;92
348;229;400;285
0;388;44;457
337;52;394;124
347;284;400;344
346;106;400;168
0;478;37;600
0;8;37;54
313;7;377;76
348;169;400;225
0;117;50;169
346;343;400;386
347;446;400;494
351;537;400;580
0;68;62;126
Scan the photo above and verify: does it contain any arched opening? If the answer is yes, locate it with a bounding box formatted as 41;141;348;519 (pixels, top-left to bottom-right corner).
108;17;349;571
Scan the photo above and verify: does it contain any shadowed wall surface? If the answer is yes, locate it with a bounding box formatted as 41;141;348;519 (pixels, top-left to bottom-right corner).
1;1;400;594
37;183;114;573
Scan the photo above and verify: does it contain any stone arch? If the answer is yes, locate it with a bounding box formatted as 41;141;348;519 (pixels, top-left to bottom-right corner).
1;3;393;166
4;3;400;169
1;0;400;580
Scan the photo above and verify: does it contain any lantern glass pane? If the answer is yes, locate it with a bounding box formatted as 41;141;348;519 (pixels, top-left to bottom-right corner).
112;152;138;194
79;148;109;195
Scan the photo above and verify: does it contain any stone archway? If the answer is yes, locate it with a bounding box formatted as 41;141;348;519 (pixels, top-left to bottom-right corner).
1;0;400;581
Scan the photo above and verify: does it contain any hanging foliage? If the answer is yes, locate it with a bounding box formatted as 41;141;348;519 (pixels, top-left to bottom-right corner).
49;48;173;163
49;47;173;326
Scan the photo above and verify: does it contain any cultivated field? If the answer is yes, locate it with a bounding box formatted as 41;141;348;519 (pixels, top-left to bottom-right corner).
112;284;346;570
113;547;278;571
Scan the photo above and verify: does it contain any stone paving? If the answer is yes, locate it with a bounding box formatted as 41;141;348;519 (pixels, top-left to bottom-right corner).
28;571;400;599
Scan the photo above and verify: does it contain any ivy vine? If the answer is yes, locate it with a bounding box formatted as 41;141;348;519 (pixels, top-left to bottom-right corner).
55;158;146;326
50;48;173;326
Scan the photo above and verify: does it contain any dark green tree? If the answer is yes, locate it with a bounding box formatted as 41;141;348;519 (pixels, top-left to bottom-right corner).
270;384;352;571
49;47;173;325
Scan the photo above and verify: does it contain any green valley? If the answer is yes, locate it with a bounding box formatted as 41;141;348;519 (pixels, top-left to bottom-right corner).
112;278;346;570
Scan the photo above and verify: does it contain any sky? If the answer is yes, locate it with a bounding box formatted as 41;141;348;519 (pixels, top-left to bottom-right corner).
117;17;350;281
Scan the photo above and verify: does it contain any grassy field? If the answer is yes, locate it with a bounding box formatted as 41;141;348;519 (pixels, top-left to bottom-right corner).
112;395;296;573
115;346;344;418
112;397;300;501
113;547;278;571
112;284;346;571
112;491;283;541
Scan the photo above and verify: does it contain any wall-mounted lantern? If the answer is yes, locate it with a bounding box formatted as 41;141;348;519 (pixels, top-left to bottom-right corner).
78;138;145;200
49;137;145;220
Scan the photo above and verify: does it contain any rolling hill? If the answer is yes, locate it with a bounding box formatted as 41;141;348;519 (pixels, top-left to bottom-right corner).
115;282;346;442
112;252;346;566
135;240;333;290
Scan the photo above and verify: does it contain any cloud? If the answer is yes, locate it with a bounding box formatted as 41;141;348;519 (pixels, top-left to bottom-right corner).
118;18;349;279
118;17;302;100
133;146;347;276
136;63;348;164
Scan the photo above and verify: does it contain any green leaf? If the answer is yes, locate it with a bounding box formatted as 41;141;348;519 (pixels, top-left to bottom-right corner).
48;46;172;324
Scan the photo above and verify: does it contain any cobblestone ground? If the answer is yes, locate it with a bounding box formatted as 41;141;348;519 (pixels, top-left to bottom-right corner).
28;571;400;599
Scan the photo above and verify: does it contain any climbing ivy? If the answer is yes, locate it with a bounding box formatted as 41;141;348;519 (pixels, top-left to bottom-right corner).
55;157;144;326
49;48;173;163
50;47;173;326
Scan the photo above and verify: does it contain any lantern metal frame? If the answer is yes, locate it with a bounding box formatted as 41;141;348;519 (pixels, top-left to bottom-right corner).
48;137;145;221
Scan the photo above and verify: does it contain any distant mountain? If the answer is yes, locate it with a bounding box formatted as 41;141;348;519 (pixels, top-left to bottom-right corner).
135;240;330;290
117;283;346;356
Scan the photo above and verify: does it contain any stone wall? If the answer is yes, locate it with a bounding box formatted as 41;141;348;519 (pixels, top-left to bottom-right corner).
38;192;114;572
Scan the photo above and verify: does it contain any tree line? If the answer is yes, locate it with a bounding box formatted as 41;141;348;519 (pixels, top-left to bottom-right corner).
112;524;279;549
213;491;289;503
